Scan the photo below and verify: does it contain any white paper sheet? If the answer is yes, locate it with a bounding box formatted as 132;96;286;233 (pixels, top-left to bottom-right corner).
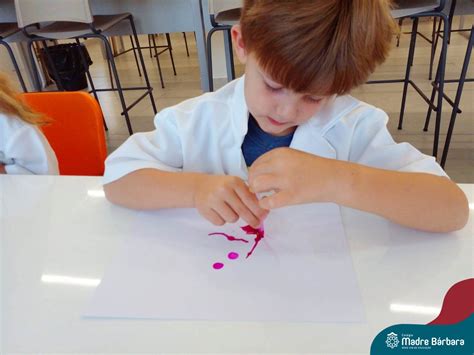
84;203;365;322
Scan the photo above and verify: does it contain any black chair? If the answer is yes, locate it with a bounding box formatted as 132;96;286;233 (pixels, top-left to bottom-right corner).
425;24;473;167
14;0;157;135
427;0;474;80
109;32;178;89
368;0;450;160
147;33;177;89
206;0;241;91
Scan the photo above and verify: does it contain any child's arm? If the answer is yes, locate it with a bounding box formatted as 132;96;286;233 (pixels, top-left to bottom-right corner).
104;168;268;227
248;148;469;233
1;123;58;175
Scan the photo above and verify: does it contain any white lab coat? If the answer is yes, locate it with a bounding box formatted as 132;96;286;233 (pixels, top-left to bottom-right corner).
104;76;446;184
0;113;58;175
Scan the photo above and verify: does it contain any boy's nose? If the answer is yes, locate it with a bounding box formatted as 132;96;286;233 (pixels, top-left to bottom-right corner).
275;101;298;121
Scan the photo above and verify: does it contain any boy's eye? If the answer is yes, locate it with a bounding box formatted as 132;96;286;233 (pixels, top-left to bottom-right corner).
264;82;282;92
304;96;322;104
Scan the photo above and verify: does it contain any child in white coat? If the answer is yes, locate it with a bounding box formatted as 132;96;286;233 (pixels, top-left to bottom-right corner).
0;73;58;175
103;0;468;233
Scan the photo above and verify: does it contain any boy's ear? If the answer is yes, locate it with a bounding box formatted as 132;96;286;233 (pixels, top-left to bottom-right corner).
231;25;247;64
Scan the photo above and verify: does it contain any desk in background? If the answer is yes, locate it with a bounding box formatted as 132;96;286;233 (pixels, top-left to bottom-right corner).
1;175;472;353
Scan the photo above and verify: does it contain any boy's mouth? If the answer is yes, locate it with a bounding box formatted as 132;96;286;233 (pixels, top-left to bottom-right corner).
267;116;286;126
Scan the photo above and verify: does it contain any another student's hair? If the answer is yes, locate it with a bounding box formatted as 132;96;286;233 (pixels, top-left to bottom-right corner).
0;73;48;125
240;0;396;95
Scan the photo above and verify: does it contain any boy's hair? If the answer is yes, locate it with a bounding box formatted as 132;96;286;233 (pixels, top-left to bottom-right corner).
240;0;396;95
0;73;49;125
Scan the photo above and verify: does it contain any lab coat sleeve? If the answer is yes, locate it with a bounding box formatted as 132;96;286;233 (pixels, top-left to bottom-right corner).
103;108;184;184
348;108;448;177
4;125;59;175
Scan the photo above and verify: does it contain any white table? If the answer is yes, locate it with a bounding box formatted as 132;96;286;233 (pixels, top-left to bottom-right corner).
1;175;472;353
0;0;212;91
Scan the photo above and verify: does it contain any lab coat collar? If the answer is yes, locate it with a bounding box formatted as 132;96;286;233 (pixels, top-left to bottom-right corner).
231;75;250;143
230;76;359;161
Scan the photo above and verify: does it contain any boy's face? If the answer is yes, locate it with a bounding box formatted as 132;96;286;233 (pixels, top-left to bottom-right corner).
232;26;329;137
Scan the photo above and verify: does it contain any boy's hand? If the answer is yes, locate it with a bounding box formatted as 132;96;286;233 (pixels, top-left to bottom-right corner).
194;175;268;228
248;148;340;209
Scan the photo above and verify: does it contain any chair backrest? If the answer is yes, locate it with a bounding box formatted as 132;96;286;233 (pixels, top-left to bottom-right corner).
208;0;242;15
14;0;93;28
391;0;444;18
0;22;20;39
20;92;107;176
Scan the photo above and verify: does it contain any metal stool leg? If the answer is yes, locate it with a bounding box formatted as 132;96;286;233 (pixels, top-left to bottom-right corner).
206;27;220;92
183;32;190;57
75;38;108;131
98;35;134;135
398;18;419;130
152;35;165;89
424;39;461;132
447;0;457;45
440;26;473;167
128;15;157;114
166;33;177;76
428;17;440;80
429;0;456;81
431;14;449;158
107;59;116;89
148;34;153;58
0;39;28;92
223;28;235;82
424;57;441;133
129;35;142;77
75;39;97;99
396;18;404;47
26;40;42;91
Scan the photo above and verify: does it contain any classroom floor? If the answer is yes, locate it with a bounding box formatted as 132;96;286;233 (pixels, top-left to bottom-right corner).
82;17;473;183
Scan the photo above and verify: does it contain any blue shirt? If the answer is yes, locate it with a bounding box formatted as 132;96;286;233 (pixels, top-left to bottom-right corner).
241;114;295;166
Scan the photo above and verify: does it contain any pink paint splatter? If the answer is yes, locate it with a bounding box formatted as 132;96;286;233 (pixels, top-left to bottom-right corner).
213;262;224;270
208;232;249;243
241;225;265;259
228;252;239;260
209;225;265;270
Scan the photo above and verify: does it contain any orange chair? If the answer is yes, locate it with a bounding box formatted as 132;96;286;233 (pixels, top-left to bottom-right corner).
20;92;107;176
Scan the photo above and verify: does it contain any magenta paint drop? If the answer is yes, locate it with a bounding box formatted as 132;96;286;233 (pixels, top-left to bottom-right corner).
228;252;239;260
213;262;224;270
208;232;249;243
241;225;265;259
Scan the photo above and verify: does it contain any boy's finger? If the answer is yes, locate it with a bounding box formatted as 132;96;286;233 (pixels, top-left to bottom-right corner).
259;191;292;210
248;161;274;179
214;200;239;223
249;173;280;194
235;184;268;219
226;190;262;227
250;151;275;168
200;208;225;226
252;147;289;168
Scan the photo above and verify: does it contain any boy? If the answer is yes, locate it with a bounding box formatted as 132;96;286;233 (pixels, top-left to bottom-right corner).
103;0;468;233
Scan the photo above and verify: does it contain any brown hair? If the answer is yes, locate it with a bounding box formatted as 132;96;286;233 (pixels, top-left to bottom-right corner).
240;0;396;95
0;73;49;125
